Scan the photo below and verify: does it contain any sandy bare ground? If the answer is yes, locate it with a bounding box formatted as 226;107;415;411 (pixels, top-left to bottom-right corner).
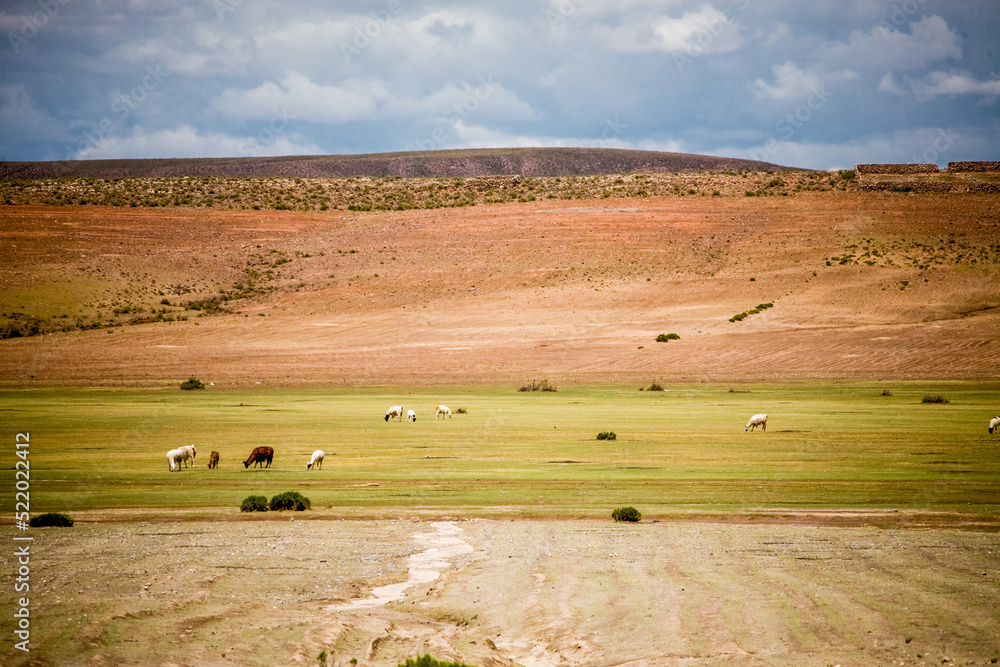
3;517;998;666
1;193;999;386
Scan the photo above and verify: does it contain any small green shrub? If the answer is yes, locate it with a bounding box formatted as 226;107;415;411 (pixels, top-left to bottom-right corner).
241;495;269;512
647;381;664;392
596;431;617;440
270;491;311;511
881;389;893;397
399;655;474;667
519;379;556;392
180;377;205;390
611;506;641;522
455;407;467;414
29;512;74;528
729;302;773;322
921;395;950;404
655;333;680;342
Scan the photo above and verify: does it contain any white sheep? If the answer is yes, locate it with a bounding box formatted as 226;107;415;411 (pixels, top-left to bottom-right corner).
407;409;417;422
745;413;767;432
306;449;325;469
990;417;1000;434
435;405;452;419
178;444;197;468
166;448;185;472
385;405;404;422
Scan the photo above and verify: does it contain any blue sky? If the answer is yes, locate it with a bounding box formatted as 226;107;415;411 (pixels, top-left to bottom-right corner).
1;0;998;169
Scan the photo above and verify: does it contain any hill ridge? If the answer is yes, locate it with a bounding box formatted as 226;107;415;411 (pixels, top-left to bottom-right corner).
0;147;797;180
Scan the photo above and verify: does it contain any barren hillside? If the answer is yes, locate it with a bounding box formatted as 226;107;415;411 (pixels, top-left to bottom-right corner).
0;147;794;180
1;182;998;386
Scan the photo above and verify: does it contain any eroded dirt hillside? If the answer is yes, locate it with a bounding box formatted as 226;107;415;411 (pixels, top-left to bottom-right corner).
1;191;998;385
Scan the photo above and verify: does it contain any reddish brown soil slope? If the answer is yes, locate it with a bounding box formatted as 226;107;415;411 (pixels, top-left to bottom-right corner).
1;191;998;386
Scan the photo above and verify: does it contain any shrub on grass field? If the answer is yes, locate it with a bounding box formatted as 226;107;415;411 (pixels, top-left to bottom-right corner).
399;655;474;667
29;512;74;527
270;491;311;511
922;395;950;404
180;377;205;390
519;378;557;392
455;407;467;414
240;495;269;512
597;431;617;440
611;506;641;522
647;381;664;391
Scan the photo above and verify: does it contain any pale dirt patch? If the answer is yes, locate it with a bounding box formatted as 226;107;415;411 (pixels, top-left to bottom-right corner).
3;518;998;667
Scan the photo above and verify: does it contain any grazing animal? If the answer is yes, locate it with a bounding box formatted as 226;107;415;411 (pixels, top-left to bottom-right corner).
208;451;220;469
244;446;274;469
166;448;185;472
407;409;417;422
306;449;325;469
178;444;197;468
385;405;404;422
990;417;1000;434
435;405;452;419
745;413;768;432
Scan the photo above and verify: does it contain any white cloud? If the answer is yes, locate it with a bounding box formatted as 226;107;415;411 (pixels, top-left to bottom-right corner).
3;3;1000;167
422;120;683;154
651;5;741;53
212;73;392;123
72;125;322;159
911;71;1000;99
254;8;505;79
823;15;962;73
731;126;970;171
754;61;822;101
878;73;906;95
211;73;538;125
594;3;743;54
111;31;255;77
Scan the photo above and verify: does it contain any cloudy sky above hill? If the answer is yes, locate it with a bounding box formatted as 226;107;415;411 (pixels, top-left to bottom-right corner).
1;0;998;169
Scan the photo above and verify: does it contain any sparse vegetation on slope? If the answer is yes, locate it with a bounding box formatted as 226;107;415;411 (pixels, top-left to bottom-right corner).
0;170;855;212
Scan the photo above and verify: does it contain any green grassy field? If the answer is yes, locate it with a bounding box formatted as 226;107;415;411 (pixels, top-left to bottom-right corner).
3;382;999;518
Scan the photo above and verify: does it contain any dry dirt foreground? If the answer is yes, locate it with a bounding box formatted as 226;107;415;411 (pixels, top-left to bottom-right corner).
1;192;999;386
2;517;998;667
